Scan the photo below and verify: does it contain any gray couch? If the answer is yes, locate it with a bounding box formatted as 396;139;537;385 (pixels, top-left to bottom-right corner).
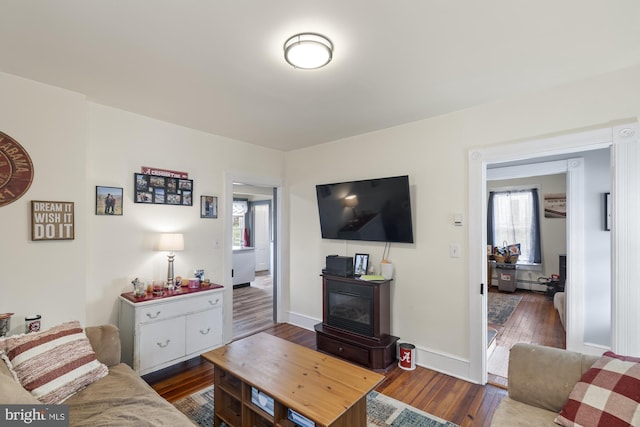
0;324;193;426
491;343;599;426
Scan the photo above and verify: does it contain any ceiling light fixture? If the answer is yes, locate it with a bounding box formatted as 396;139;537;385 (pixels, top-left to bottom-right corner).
284;33;333;70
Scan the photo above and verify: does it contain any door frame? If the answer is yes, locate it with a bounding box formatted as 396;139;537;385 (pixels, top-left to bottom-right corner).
468;122;640;384
223;172;284;344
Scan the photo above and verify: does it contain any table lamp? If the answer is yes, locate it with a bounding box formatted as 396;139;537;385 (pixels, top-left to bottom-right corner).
158;233;184;289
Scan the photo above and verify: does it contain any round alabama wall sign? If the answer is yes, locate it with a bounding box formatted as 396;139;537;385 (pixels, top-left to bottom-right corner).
0;131;34;207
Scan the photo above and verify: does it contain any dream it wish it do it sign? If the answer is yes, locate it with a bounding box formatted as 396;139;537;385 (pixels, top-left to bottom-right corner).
31;200;74;241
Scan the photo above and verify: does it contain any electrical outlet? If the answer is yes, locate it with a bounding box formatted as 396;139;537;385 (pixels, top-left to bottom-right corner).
450;244;460;258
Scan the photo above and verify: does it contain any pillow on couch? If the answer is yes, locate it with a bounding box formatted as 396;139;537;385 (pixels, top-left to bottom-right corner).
0;320;108;404
555;351;640;427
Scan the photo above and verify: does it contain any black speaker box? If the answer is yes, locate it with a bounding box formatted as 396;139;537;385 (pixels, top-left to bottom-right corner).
325;255;354;277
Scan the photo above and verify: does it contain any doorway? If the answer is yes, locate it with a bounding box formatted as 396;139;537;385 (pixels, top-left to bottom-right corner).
223;173;283;344
485;169;569;386
231;184;276;339
466;123;638;385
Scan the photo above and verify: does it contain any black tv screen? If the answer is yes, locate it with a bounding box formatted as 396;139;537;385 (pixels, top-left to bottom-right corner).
315;175;414;243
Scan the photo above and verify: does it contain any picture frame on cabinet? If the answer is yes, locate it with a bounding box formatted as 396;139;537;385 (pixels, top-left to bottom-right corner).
201;195;218;218
354;253;369;276
96;186;123;215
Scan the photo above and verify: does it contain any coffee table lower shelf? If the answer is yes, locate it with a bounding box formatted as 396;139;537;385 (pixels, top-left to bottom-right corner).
214;366;368;427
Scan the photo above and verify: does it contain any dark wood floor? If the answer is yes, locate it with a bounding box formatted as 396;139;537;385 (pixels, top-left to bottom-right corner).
232;272;274;339
487;286;565;387
146;288;564;426
147;323;507;427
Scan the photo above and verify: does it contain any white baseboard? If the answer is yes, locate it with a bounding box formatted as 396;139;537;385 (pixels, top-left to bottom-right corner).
286;311;319;331
285;311;477;383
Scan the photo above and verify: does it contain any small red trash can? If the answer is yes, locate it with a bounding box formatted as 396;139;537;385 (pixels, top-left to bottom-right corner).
398;343;416;370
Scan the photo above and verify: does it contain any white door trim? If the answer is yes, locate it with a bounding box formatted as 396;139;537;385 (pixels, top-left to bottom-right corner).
468;123;639;384
610;124;640;356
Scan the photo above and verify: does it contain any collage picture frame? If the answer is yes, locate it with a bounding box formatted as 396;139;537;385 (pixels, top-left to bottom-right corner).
134;173;193;206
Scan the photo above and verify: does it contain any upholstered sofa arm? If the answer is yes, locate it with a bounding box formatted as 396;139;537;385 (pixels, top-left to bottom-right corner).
85;324;121;367
507;343;599;413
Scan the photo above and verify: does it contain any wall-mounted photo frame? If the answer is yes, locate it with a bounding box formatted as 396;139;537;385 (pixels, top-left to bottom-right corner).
201;195;218;218
96;186;123;215
354;253;369;276
134;173;193;206
31;200;75;241
604;192;611;231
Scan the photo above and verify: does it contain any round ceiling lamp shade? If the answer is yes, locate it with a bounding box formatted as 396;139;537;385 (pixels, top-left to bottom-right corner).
284;33;333;70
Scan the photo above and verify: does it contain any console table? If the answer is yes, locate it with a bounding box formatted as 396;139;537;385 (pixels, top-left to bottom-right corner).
118;285;224;375
202;332;384;427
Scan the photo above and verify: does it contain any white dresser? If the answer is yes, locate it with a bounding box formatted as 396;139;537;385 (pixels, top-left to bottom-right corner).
118;286;224;375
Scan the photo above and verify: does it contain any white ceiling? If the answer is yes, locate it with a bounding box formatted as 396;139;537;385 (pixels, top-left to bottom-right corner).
1;1;639;151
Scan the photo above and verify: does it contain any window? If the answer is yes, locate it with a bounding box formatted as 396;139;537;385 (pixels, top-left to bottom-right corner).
487;188;542;264
233;200;248;247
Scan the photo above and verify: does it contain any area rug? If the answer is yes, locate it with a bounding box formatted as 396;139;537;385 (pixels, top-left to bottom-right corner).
173;386;459;427
488;292;522;325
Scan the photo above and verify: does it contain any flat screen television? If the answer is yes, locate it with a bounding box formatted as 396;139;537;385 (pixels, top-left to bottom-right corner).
315;175;414;243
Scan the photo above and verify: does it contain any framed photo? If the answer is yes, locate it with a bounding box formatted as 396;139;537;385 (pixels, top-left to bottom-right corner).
96;186;123;215
31;200;74;240
201;195;218;218
354;253;369;276
134;173;193;206
604;192;611;231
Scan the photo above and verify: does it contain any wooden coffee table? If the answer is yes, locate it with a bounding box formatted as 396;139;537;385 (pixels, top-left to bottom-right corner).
202;332;385;427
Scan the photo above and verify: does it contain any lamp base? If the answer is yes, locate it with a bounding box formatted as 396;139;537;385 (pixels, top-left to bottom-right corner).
167;254;176;290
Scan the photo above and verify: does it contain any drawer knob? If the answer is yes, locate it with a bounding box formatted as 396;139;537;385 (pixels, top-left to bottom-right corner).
146;311;161;319
157;340;170;348
199;328;211;335
338;346;344;352
208;298;220;306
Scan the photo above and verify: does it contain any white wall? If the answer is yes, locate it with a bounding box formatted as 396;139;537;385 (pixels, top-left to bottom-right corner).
285;64;640;380
0;72;285;333
0;72;87;333
85;104;285;326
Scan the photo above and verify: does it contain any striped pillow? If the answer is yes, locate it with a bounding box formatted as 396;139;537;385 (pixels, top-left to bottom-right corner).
0;321;108;404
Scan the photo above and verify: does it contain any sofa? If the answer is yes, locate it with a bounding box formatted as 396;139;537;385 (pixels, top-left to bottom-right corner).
554;291;566;330
0;324;194;426
491;343;599;426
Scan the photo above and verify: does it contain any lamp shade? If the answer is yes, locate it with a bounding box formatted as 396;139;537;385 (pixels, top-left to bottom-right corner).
157;233;184;252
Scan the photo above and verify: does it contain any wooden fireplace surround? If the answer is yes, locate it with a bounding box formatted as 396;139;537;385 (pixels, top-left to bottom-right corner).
315;274;399;371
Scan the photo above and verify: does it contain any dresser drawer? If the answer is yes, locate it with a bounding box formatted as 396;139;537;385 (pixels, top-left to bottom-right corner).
138;299;189;323
139;317;186;371
317;333;370;367
185;308;223;354
137;291;223;323
185;292;223;312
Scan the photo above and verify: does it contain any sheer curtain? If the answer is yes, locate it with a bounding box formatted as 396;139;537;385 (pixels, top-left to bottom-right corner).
487;189;541;264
